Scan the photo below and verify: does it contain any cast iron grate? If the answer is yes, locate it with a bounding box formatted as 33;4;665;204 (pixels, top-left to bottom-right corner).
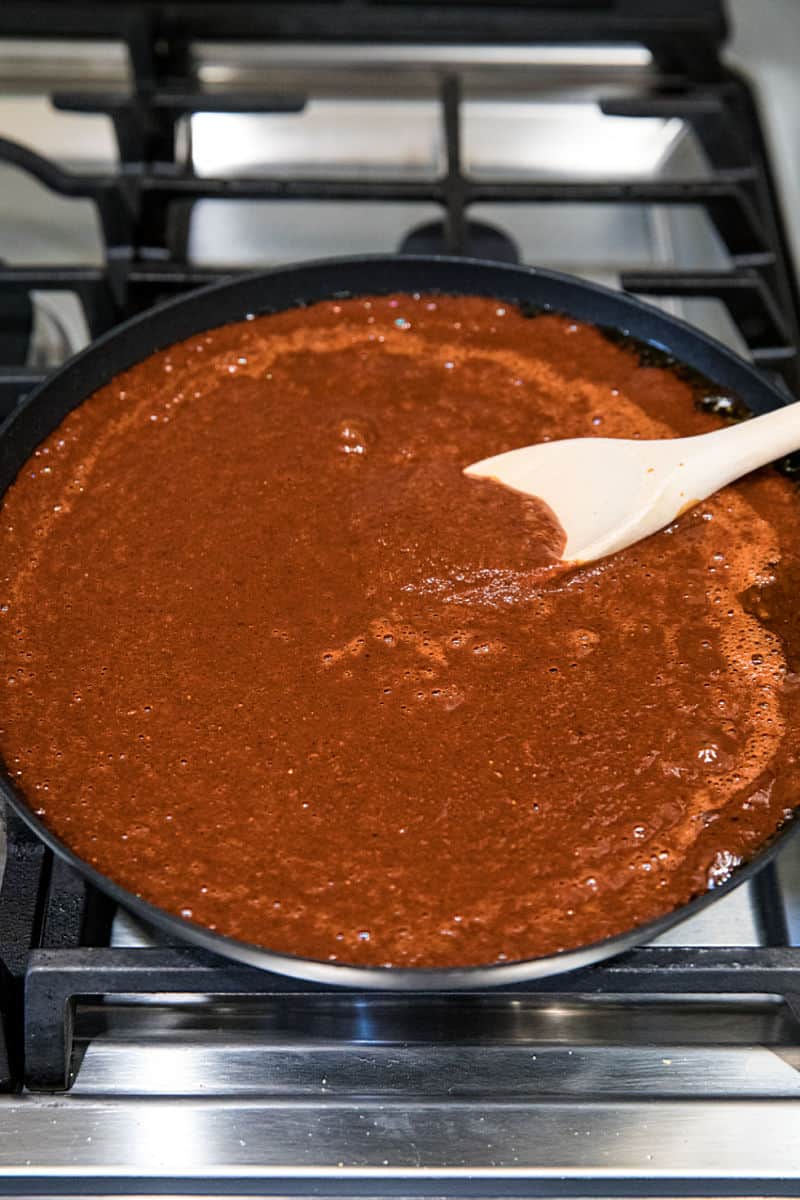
0;0;797;418
0;0;799;1095
1;806;798;1092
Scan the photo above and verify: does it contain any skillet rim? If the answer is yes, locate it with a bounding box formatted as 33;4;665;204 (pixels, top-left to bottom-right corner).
1;252;797;990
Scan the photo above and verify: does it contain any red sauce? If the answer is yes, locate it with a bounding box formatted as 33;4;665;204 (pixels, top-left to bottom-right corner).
1;293;799;968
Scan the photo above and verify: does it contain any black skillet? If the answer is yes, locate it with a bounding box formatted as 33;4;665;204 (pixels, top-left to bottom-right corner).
1;254;797;989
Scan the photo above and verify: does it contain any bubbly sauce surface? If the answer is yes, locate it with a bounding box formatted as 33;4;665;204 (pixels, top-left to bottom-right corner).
2;293;800;967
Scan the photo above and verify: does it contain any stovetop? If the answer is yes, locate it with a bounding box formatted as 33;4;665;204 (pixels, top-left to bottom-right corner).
1;1;800;1194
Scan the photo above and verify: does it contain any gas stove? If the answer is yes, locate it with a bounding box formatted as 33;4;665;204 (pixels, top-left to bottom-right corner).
2;1;800;1194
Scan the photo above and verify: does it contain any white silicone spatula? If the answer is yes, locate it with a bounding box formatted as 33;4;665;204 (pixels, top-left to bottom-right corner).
464;401;800;565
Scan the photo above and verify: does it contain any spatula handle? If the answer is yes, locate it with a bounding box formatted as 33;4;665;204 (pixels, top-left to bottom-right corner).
688;398;800;497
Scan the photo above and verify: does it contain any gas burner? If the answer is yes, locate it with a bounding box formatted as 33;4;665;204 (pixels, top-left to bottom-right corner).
399;218;519;262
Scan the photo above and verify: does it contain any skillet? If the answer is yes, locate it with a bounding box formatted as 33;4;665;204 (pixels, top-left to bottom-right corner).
1;253;797;989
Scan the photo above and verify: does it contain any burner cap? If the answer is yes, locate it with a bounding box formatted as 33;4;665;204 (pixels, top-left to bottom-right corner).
399;219;519;263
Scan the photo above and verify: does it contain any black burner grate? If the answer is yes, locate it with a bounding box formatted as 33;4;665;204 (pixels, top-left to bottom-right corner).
0;0;800;1094
0;0;797;416
1;808;798;1092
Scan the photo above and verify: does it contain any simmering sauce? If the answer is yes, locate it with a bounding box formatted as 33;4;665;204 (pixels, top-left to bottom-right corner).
1;293;799;967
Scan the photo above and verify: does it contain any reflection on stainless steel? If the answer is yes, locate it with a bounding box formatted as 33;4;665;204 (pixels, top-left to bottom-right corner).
191;103;446;180
3;1096;800;1176
6;924;797;1181
196;42;654;71
0;39;652;95
194;41;655;100
2;990;799;1176
0;39;130;92
71;1011;800;1100
190;104;685;182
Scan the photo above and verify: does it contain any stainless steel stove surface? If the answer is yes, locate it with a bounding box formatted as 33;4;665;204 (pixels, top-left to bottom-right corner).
1;0;800;1194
